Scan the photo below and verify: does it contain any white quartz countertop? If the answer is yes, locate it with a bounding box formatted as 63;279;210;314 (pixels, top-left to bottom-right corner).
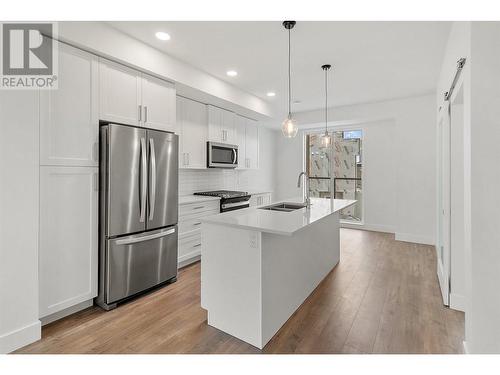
179;195;221;205
200;197;356;236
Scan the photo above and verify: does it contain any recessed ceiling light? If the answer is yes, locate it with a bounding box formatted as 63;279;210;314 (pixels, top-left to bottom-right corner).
226;70;238;77
155;32;171;41
267;92;276;97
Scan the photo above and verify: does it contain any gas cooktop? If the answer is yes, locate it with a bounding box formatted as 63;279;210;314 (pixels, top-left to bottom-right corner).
194;190;249;199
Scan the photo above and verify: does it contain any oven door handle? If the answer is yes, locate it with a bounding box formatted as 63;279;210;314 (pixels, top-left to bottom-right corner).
221;201;249;210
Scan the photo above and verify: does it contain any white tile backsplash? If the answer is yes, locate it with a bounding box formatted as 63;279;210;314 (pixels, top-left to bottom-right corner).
179;169;238;195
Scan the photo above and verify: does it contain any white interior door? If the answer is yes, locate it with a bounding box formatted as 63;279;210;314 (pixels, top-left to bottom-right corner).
437;101;451;306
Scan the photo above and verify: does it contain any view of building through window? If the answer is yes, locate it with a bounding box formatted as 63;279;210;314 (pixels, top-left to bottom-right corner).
306;130;363;222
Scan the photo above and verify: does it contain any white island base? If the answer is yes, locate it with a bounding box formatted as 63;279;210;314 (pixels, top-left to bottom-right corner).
201;198;354;349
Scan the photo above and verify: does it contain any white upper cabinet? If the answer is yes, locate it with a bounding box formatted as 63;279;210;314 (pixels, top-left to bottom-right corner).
39;166;98;318
40;42;98;166
177;96;208;169
235;115;259;169
99;58;141;126
141;73;176;132
245;118;259;169
99;59;176;131
235;115;247;169
222;109;236;144
208;105;236;144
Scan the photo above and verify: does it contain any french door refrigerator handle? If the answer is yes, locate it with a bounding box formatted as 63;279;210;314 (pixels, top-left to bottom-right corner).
149;138;156;221
115;227;176;245
139;137;147;223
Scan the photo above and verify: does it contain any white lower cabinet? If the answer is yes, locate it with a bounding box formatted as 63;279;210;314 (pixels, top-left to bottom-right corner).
39;166;98;318
249;192;272;207
178;199;219;267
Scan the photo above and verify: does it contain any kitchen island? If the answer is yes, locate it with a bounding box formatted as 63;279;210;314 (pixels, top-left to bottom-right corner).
200;197;356;349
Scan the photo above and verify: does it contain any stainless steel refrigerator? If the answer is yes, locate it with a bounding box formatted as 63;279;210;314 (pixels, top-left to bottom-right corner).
97;123;179;310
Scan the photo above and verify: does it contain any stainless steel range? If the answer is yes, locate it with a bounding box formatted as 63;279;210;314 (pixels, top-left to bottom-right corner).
194;190;251;212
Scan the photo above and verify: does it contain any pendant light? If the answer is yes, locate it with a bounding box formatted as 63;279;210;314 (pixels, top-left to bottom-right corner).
281;21;298;138
320;64;332;148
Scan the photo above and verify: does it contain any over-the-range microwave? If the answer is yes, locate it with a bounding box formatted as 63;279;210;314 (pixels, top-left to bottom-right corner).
207;142;238;168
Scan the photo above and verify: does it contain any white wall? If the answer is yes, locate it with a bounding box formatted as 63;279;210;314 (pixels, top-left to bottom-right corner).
467;21;500;354
273;94;436;245
179;127;276;195
0;91;41;353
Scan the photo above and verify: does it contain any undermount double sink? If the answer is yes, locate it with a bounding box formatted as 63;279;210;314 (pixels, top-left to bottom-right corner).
259;202;307;212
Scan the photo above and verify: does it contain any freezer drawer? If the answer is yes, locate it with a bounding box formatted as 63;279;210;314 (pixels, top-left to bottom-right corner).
105;226;178;304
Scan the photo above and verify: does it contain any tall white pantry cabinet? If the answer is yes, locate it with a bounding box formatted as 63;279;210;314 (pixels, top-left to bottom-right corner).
38;42;99;319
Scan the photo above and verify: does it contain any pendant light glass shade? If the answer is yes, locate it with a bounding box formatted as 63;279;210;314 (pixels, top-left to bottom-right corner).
281;21;298;138
320;64;332;149
282;116;298;138
320;130;332;148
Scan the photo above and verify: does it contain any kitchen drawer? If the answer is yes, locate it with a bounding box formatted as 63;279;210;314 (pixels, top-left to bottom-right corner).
179;216;204;236
178;233;202;266
179;200;219;218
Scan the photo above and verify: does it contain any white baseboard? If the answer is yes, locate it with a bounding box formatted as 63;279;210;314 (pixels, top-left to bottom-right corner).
450;293;466;312
395;232;434;246
0;320;41;354
341;222;395;234
463;341;468;354
41;299;94;326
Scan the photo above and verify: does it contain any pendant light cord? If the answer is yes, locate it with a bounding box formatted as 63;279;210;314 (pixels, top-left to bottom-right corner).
325;68;328;132
288;27;292;118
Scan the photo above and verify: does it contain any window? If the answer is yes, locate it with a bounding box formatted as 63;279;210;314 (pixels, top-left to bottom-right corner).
305;129;363;222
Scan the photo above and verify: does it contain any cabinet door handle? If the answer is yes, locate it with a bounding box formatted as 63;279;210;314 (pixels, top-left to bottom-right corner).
193;222;202;226
93;141;99;162
187;153;190;166
93;172;98;191
144;106;148;123
138;105;142;122
193;206;205;210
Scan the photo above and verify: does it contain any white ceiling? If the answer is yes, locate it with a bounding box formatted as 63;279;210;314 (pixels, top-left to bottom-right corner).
109;21;451;117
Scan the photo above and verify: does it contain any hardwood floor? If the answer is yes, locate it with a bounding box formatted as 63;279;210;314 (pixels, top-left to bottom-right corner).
16;229;464;354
